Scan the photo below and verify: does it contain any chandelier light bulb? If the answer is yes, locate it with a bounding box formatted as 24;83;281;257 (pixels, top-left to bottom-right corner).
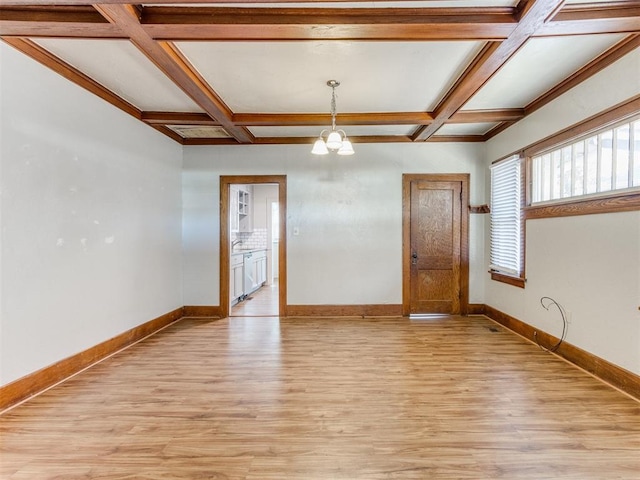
326;130;343;150
311;136;329;155
337;137;355;156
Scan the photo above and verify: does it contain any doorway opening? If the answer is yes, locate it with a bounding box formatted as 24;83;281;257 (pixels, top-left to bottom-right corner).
220;176;287;318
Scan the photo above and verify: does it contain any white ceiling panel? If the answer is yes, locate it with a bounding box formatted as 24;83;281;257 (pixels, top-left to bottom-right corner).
437;122;498;135
249;125;417;137
33;39;204;113
176;41;483;114
464;34;627;110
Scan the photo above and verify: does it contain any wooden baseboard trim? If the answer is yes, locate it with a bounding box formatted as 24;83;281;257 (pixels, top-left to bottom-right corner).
183;305;224;318
287;304;403;317
484;304;640;401
0;307;184;413
467;303;486;315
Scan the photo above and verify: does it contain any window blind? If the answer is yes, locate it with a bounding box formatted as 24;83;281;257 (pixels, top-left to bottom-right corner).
490;155;522;276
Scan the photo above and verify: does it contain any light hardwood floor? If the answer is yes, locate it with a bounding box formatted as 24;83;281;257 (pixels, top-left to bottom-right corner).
1;315;639;479
231;283;279;317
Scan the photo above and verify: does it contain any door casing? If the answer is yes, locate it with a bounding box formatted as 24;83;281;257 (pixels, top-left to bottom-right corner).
402;174;469;316
220;175;287;317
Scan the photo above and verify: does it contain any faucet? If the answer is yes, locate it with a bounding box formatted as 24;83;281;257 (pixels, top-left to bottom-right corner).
231;239;243;250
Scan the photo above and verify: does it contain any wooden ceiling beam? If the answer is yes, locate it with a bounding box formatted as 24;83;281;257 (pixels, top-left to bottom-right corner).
142;111;219;125
551;2;640;21
449;108;524;123
0;0;511;4
143;6;515;23
233;112;435;126
93;4;253;143
0;6;126;37
429;135;485;143
412;0;566;142
537;17;640;36
145;24;511;42
141;110;525;127
0;21;125;38
2;3;637;39
538;1;640;35
0;6;108;22
184;135;416;146
182;134;484;146
142;6;516;41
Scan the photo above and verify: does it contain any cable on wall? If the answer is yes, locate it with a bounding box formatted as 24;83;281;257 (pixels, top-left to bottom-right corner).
534;296;568;353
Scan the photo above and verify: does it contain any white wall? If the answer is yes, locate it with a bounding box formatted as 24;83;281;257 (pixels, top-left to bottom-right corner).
484;49;640;375
183;142;486;307
252;184;278;231
0;43;184;386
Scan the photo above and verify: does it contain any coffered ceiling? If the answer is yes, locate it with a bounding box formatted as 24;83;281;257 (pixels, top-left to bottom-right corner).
1;0;639;146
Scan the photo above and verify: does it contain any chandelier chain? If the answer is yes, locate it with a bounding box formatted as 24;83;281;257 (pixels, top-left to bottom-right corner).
330;85;337;131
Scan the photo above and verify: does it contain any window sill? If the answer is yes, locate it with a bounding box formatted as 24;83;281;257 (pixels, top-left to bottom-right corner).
490;271;525;288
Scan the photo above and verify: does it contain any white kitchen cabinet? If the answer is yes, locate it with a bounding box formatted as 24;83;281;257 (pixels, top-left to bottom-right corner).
238;186;252;233
230;253;244;305
230;185;252;233
254;250;267;287
230;185;240;233
238;188;249;215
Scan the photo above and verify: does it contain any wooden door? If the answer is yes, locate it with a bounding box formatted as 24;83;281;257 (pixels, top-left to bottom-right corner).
403;175;469;315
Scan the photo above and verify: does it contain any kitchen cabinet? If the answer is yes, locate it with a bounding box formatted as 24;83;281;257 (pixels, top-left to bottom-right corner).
238;188;249;216
255;250;267;286
230;185;252;233
230;253;244;305
238;186;252;232
230;185;239;233
242;249;267;296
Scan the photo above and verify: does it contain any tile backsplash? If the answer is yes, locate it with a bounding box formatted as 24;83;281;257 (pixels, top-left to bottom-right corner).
232;228;267;250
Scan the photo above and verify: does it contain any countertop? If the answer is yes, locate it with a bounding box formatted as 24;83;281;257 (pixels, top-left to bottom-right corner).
231;248;267;255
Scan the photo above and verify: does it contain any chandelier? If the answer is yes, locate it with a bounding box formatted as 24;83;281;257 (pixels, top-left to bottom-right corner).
311;80;355;156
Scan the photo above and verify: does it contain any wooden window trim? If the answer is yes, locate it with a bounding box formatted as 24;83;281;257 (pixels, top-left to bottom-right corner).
524;190;640;220
489;97;639;288
523;95;640;159
490;271;525;288
523;97;640;218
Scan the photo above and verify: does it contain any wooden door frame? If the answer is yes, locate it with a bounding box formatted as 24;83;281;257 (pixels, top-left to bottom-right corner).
220;175;287;317
402;174;470;316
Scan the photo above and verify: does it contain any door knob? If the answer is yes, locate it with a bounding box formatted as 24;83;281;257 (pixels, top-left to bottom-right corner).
411;252;418;265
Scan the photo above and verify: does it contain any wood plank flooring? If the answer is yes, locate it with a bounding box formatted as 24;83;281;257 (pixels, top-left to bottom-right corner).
1;315;639;479
231;283;279;317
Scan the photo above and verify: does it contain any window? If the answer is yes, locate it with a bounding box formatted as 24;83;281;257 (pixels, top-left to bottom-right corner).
531;116;640;204
490;155;523;286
